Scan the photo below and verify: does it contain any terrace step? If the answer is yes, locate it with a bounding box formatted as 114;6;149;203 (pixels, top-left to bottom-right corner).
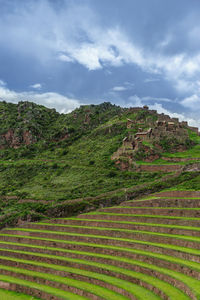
98;206;200;217
1;227;200;251
121;198;200;208
0;239;200;280
155;191;200;198
22;221;200;237
0;264;134;300
136;164;182;172
1;189;200;299
75;213;200;227
0;234;199;264
0;288;39;300
0;249;195;300
0;257;166;300
0;274;88;300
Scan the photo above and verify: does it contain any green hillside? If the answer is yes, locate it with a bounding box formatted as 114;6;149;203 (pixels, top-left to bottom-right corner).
0;101;200;230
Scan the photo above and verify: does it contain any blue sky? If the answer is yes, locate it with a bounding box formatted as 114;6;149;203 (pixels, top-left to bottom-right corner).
1;0;200;126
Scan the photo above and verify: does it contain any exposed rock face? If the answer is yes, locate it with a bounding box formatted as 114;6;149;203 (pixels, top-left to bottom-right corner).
0;100;124;149
183;163;200;172
0;129;37;149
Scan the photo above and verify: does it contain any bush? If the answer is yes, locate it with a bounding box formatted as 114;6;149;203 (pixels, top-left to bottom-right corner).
52;163;58;169
107;170;117;178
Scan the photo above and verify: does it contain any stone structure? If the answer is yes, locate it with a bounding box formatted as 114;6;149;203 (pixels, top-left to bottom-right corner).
128;107;142;113
135;128;152;141
189;126;199;134
127;119;135;129
172;118;179;123
112;107;200;168
167;122;175;131
156;120;166;127
181;121;188;127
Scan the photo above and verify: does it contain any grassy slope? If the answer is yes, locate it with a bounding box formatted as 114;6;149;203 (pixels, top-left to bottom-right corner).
0;288;39;300
0;101;200;228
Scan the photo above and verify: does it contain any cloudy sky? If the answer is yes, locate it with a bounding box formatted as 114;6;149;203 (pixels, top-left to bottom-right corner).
0;0;200;126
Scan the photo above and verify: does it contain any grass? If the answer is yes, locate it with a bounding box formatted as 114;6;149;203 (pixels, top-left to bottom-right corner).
0;159;162;200
37;219;200;232
85;211;200;221
0;240;199;274
1;101;200;299
1;167;199;230
0;231;199;257
0;103;199;228
3;226;200;245
127;196;200;201
0;262;159;300
163;145;200;159
109;205;200;210
165;174;200;191
0;251;190;300
0;263;131;300
0;274;88;300
135;159;187;165
0;288;40;300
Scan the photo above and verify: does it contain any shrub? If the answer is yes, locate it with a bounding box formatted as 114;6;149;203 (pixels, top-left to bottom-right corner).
107;170;117;178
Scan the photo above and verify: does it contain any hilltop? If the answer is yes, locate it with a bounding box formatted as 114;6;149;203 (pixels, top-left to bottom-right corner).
0;101;198;162
0;100;200;229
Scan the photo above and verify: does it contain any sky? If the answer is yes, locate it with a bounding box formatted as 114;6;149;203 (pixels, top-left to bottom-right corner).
0;0;200;127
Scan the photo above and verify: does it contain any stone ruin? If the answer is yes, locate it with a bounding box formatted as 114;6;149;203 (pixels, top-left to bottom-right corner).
112;105;200;166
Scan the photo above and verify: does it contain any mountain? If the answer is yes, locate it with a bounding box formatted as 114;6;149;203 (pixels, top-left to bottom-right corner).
0;101;122;149
0;100;200;229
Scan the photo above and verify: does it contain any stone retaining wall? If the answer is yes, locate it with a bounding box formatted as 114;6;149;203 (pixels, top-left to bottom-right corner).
137;165;182;172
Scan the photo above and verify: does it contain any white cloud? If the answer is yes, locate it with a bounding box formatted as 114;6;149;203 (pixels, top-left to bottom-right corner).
0;86;80;113
181;94;200;109
56;22;200;99
1;0;200;94
111;82;134;92
128;95;143;107
144;78;160;83
0;80;6;87
112;86;127;92
125;94;200;129
142;96;173;103
2;0;200;115
30;83;42;90
58;54;74;63
59;28;146;71
149;102;200;128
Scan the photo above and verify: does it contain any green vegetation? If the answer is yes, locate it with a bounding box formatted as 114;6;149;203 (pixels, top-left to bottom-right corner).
37;220;200;232
0;100;200;228
87;211;200;221
165;174;200;191
1;101;200;299
5;226;200;243
0;253;190;300
0;258;159;300
0;275;88;300
0;190;199;299
1;228;199;257
0;288;39;300
0;264;131;300
0;238;199;273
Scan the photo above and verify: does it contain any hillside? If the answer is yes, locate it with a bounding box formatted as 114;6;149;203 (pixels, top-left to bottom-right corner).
0;190;200;299
0;100;200;299
0;100;200;230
